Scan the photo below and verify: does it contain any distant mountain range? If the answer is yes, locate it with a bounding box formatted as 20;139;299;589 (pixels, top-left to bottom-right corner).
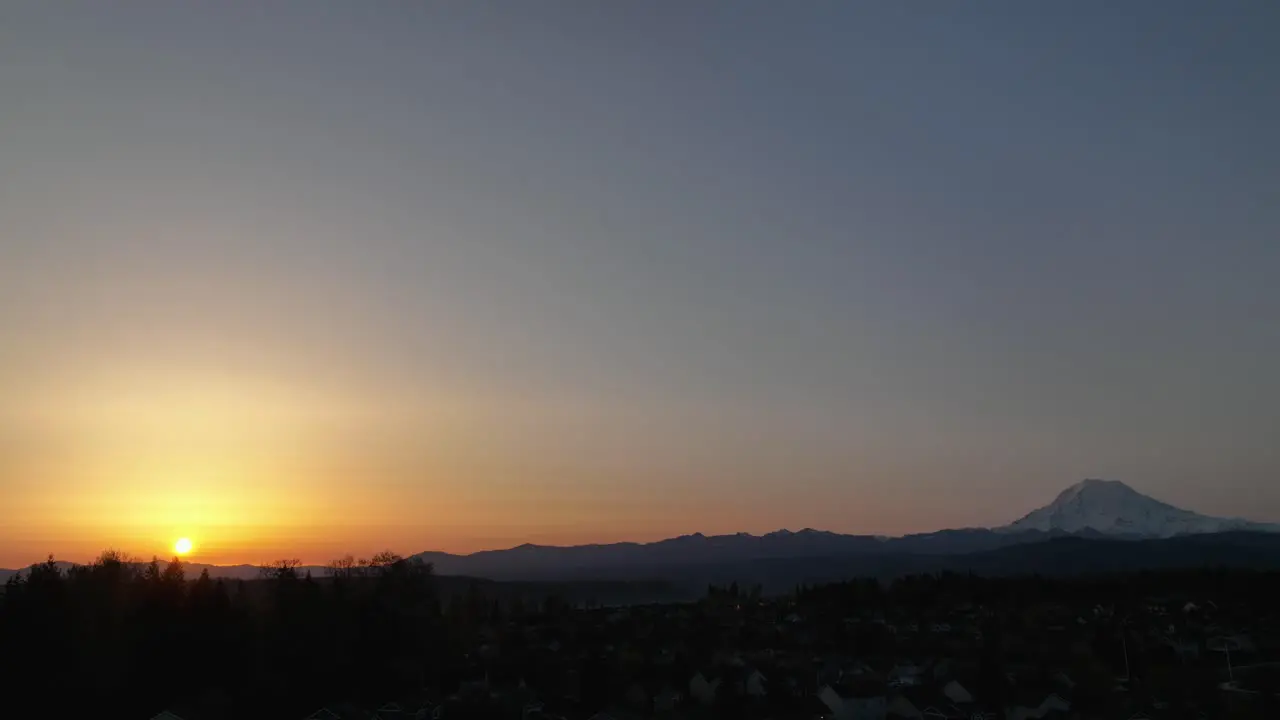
4;479;1278;590
403;479;1279;580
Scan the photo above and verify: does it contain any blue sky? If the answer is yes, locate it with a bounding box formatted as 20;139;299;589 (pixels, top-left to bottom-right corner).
1;2;1278;561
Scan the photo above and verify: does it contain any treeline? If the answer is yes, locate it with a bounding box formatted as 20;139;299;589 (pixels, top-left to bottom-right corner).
4;554;1280;718
0;549;518;719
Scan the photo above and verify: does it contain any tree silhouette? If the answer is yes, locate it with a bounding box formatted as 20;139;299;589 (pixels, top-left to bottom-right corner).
4;552;1276;717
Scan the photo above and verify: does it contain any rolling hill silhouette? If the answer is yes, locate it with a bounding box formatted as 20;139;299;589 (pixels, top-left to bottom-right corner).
4;480;1277;590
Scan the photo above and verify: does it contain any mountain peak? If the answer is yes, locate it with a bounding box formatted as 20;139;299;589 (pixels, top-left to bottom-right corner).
1000;479;1276;538
1053;478;1139;504
1075;477;1125;488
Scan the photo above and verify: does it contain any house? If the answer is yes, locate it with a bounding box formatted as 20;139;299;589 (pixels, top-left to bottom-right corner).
819;684;847;717
373;702;409;720
819;658;846;684
1004;693;1070;720
689;672;720;706
886;694;922;719
848;695;888;720
889;664;923;687
653;686;681;712
794;692;838;719
1228;634;1257;653
819;688;887;720
744;669;767;698
847;662;878;678
1052;672;1075;691
941;680;972;704
458;673;491;697
1163;636;1200;662
624;682;649;708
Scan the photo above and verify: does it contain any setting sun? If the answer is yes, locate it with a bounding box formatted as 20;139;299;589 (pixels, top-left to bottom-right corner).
174;537;193;555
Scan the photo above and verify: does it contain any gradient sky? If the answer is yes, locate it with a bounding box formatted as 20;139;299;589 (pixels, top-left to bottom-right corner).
3;2;1279;567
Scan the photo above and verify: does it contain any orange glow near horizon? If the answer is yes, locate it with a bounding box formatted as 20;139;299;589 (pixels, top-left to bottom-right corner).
1;367;927;569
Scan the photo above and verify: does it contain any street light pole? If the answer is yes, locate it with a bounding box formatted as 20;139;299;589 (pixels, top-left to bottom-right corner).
1119;615;1131;683
1122;632;1130;681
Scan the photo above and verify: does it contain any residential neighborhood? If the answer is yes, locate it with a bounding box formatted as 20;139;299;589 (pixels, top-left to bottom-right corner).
126;570;1280;720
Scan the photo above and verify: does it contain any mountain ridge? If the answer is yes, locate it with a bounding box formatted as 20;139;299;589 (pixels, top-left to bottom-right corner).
3;479;1275;583
998;478;1280;537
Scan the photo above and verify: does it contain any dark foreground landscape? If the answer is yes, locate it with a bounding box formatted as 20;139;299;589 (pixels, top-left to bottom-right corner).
2;549;1278;719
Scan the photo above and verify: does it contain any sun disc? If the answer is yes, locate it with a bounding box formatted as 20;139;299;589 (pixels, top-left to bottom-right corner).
174;537;193;555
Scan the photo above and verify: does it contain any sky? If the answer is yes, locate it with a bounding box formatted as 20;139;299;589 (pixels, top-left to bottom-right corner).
2;2;1279;567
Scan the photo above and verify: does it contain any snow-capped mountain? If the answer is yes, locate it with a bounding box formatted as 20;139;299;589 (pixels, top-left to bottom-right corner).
998;478;1280;538
7;479;1276;583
